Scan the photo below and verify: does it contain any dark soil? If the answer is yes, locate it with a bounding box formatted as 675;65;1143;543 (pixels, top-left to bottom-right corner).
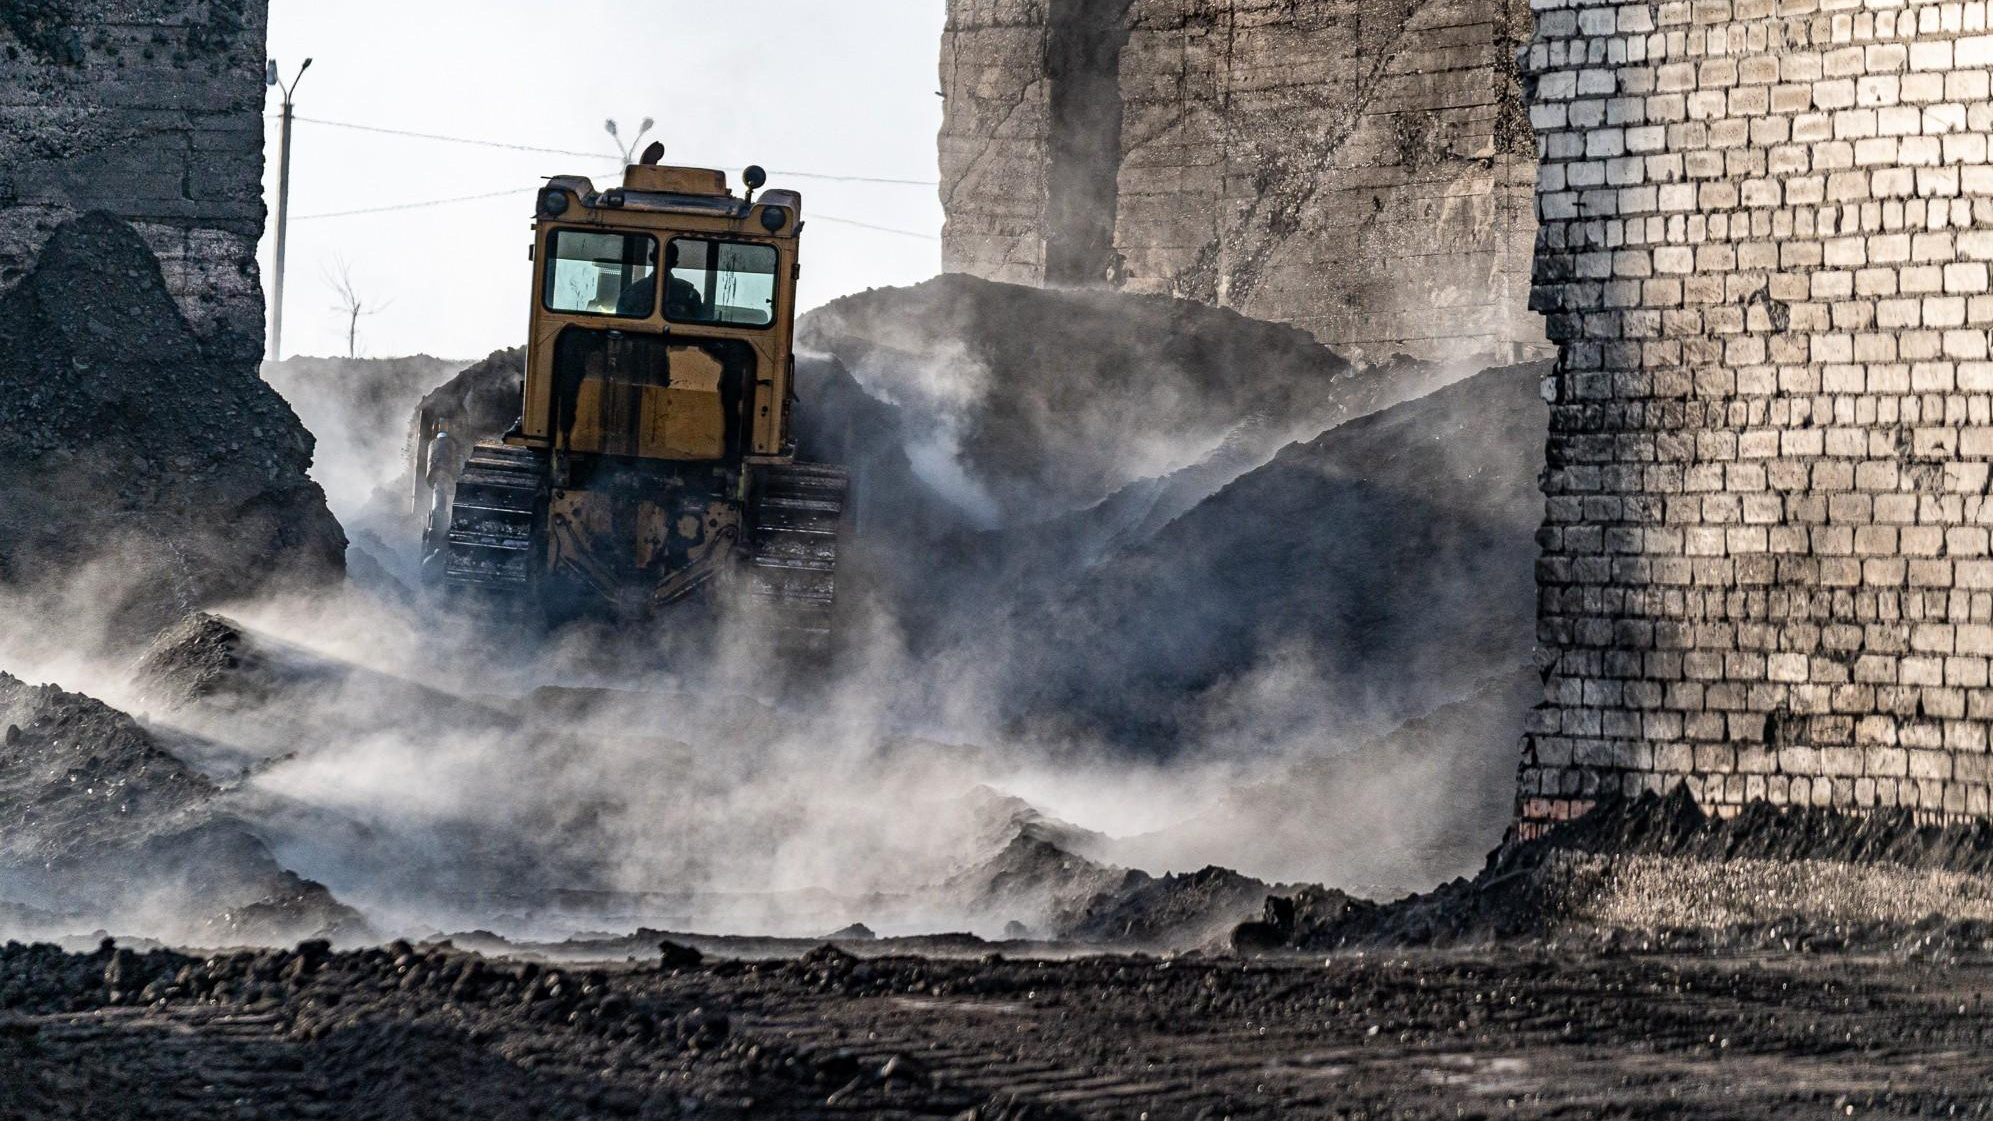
0;213;345;647
4;936;1993;1118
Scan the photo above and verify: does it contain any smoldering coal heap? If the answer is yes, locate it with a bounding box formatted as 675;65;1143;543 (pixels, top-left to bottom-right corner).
13;202;1993;1114
0;218;1550;947
14;202;1993;1114
16;8;1993;1113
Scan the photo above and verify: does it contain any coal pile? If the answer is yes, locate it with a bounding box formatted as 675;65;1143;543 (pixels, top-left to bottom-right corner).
408;345;526;497
1062;863;1301;948
1260;787;1993;954
798;273;1460;519
940;820;1306;950
134;610;512;740
0;213;345;647
944;833;1135;935
0;671;364;945
793;278;1547;767
984;362;1548;754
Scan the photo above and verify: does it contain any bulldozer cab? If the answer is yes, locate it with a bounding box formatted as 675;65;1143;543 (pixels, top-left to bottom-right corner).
424;158;844;646
512;162;803;467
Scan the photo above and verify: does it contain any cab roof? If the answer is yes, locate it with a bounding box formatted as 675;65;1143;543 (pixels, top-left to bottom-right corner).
542;164;803;223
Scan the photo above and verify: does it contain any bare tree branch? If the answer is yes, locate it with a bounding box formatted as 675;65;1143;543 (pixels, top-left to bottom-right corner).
323;256;391;358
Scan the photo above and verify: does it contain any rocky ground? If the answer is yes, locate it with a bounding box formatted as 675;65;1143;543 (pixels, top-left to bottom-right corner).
3;935;1992;1118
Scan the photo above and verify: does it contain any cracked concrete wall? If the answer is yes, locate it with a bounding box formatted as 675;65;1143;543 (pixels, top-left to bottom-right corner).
1520;0;1993;828
940;0;1551;362
0;0;269;365
942;0;1056;285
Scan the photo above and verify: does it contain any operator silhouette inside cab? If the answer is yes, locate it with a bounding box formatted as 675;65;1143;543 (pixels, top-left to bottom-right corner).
615;243;706;320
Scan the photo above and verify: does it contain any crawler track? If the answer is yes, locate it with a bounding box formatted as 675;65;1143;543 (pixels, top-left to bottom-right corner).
440;443;544;598
438;450;847;647
743;461;848;654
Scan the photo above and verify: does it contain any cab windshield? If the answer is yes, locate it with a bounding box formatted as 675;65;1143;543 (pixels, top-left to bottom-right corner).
665;238;779;328
543;230;658;318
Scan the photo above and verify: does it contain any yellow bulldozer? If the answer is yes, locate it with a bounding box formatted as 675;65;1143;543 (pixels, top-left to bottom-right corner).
420;150;847;652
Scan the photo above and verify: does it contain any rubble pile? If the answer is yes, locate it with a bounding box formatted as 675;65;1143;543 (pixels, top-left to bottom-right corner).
0;213;344;646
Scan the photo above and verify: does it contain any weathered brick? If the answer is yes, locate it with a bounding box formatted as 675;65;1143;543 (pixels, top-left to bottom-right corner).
1518;0;1993;827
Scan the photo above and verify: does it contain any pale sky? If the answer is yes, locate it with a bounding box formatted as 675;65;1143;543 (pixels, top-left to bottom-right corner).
260;1;947;361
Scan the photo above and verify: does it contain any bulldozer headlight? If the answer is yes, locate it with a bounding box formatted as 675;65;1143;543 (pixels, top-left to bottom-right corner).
759;206;788;232
538;188;569;218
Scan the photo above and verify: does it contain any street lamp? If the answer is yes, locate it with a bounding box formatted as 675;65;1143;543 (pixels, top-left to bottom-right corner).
605;116;656;167
268;57;313;362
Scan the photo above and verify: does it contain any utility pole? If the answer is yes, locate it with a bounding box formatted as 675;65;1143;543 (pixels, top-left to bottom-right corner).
267;57;312;361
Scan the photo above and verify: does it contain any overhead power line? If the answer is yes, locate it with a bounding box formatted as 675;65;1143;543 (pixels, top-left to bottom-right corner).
292;184;940;241
292;187;537;221
292;115;602;159
289;115;940;187
813;214;943;241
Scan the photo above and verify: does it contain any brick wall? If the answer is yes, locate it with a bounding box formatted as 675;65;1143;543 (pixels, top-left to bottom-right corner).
940;0;1552;362
0;1;269;364
1521;0;1993;827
